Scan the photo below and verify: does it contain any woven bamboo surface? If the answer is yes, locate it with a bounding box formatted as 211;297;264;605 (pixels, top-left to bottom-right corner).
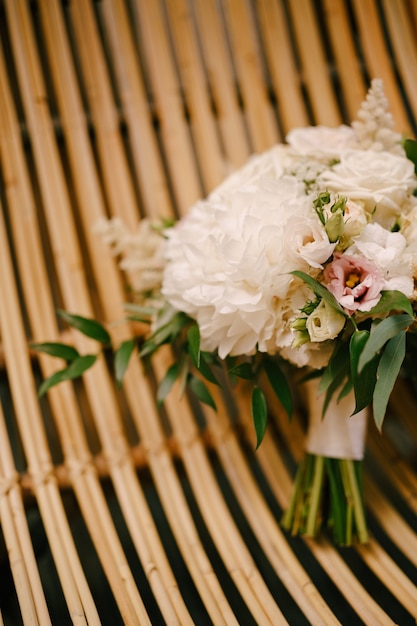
1;0;417;624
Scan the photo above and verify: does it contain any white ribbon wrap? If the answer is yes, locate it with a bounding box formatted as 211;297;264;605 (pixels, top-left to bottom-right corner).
304;379;368;460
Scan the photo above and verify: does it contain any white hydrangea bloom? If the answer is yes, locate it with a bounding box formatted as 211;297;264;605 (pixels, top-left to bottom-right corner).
162;174;331;359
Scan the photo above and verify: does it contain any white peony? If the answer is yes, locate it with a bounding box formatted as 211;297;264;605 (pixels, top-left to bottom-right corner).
319;150;417;229
284;215;336;269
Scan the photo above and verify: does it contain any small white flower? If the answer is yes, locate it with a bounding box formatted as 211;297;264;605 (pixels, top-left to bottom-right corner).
95;217;166;296
306;300;346;342
280;339;335;370
340;199;368;246
94;217;129;255
284;215;336;269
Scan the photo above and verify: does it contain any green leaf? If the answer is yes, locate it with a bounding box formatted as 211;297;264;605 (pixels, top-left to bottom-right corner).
319;339;350;396
156;362;180;407
196;352;220;385
140;312;189;357
404;138;417;174
337;377;353;402
123;303;156;322
178;361;190;398
358;313;413;372
38;354;97;396
114;339;136;386
291;270;347;316
349;330;378;413
228;361;254;380
139;340;157;359
251;386;268;449
373;331;406;430
263;358;292;418
187;375;216;410
30;342;80;362
322;364;349;416
58;310;111;344
317;337;351;415
187;324;200;368
367;290;414;317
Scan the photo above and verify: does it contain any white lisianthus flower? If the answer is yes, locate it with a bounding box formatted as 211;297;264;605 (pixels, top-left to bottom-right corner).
319;150;417;228
399;197;417;243
399;200;417;281
340;199;368;245
284;215;336;269
286;125;356;159
348;223;414;296
280;339;335;370
306;300;346;342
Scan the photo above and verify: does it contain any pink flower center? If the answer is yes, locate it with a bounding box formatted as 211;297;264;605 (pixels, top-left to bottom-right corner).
324;254;384;314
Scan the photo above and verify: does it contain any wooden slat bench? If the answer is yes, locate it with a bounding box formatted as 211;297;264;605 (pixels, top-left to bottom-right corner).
0;1;417;624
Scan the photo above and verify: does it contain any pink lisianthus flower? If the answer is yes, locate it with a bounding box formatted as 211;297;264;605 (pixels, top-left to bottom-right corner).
324;253;385;314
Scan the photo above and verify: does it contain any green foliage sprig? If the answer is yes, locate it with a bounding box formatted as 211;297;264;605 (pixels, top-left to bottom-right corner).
32;305;293;447
292;271;415;430
32;271;416;445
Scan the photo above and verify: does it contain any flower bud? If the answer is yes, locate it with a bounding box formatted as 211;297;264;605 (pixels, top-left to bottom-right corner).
291;330;310;349
290;317;307;331
330;196;347;214
301;299;320;315
325;211;344;243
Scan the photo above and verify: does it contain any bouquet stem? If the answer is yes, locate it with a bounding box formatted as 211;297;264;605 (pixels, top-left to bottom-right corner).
282;380;369;546
282;454;368;545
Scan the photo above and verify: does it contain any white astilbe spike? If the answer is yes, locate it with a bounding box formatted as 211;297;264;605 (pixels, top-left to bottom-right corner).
352;78;403;154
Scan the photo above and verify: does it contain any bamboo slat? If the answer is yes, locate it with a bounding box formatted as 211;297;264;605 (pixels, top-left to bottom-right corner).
193;0;251;168
286;0;342;126
221;0;280;151
1;0;417;624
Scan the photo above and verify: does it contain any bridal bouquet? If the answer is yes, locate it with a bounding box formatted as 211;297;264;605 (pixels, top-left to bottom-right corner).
34;80;417;545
